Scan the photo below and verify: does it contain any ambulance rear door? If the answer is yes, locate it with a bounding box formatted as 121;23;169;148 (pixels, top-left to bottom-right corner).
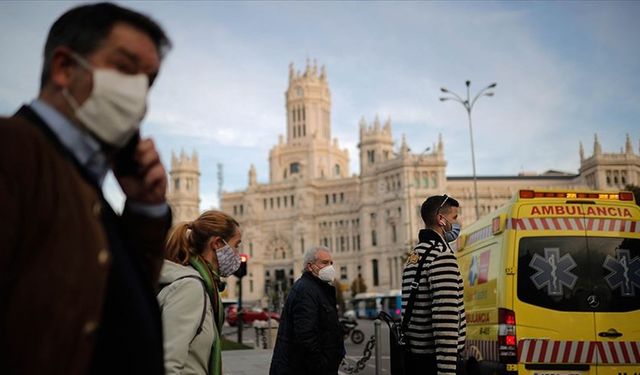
582;202;640;375
514;201;596;374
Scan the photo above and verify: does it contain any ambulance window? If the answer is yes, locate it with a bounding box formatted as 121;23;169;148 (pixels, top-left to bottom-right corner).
517;237;594;312
586;237;640;312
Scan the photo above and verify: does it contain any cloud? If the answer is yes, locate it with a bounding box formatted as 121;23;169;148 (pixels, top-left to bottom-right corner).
1;1;638;205
200;192;220;212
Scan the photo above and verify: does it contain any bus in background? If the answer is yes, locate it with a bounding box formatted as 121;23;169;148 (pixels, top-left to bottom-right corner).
380;290;402;321
351;292;382;319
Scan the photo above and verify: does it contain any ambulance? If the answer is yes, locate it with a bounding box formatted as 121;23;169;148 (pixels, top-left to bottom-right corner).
454;189;640;375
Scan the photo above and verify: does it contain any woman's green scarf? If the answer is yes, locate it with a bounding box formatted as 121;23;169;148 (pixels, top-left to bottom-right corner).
189;255;225;375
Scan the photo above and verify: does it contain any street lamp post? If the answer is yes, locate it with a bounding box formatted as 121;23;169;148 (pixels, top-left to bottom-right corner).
440;80;496;221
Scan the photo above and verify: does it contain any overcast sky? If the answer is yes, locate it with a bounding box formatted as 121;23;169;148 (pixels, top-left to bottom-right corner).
1;1;639;211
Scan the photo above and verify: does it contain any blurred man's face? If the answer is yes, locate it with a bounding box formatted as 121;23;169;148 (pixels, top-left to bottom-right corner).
66;22;160;106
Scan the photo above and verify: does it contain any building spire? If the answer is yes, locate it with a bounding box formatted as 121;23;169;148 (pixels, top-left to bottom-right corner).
248;164;257;186
304;58;310;77
625;133;633;154
373;115;381;131
359;116;366;138
438;133;444;154
579;141;584;161
400;134;410;155
593;134;601;155
383;117;391;134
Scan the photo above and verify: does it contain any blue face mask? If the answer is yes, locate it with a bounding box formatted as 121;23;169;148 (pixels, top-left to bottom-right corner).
443;221;461;243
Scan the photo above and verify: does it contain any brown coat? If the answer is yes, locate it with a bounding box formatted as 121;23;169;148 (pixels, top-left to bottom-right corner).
0;107;170;375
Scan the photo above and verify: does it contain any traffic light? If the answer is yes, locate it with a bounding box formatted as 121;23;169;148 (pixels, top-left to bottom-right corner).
234;253;248;278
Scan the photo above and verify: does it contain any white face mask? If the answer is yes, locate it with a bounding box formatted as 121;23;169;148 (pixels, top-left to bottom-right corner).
62;53;149;148
317;265;336;283
216;240;241;277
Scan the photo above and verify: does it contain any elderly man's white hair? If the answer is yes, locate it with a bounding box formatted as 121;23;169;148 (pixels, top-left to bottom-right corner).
303;246;331;269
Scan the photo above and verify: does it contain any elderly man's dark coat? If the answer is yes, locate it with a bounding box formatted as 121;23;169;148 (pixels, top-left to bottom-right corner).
270;271;343;375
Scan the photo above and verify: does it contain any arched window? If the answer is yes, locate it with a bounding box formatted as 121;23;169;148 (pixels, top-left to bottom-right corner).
422;172;429;188
290;162;300;174
372;259;379;286
335;164;341;176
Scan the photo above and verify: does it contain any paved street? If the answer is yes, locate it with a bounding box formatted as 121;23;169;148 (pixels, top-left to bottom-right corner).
222;319;392;375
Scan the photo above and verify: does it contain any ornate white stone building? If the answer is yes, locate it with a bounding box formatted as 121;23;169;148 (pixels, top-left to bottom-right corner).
169;61;640;304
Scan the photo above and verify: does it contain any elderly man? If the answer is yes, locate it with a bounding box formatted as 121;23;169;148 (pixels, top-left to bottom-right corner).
0;3;171;375
270;246;344;375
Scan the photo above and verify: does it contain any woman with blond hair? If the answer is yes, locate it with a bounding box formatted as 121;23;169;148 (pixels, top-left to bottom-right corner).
158;210;242;375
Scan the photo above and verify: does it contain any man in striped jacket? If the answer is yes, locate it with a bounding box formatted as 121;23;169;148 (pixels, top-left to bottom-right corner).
401;194;467;375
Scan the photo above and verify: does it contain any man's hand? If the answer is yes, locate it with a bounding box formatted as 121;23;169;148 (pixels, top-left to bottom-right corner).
115;138;167;204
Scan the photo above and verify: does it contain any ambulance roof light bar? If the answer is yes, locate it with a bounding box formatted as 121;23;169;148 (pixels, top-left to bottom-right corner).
519;190;634;201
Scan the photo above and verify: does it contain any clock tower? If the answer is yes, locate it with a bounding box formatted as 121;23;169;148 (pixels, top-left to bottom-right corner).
285;59;331;144
268;60;349;183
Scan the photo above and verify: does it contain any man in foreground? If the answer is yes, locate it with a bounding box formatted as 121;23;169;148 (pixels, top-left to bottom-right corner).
0;3;172;374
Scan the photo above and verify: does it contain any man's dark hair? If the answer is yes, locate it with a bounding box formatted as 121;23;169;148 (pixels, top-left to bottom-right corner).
40;2;171;88
420;194;459;227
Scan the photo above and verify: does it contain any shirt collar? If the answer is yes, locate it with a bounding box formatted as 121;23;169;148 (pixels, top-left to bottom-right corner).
29;99;109;184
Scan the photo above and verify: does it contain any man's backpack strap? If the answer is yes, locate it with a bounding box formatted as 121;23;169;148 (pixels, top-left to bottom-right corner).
159;275;208;343
400;244;431;338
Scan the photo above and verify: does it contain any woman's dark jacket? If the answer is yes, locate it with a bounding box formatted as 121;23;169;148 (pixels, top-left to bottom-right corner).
269;271;343;375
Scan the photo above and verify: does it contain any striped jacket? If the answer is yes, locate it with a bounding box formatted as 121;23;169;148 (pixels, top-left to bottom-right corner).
401;229;466;375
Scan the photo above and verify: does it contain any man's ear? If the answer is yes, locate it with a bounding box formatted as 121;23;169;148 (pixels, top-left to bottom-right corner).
49;47;77;89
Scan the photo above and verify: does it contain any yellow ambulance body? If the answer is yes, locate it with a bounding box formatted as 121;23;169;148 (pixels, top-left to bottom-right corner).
455;189;640;375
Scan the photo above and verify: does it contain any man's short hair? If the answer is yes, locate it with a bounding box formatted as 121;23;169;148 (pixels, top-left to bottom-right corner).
302;246;331;269
420;194;459;227
40;2;171;88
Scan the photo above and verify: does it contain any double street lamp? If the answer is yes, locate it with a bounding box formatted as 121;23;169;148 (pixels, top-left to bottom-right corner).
440;80;496;221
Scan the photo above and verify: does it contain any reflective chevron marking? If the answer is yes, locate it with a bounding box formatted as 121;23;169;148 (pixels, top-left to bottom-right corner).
518;339;640;364
506;218;640;232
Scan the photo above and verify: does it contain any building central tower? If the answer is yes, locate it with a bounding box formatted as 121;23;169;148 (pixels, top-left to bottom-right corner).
269;60;349;183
